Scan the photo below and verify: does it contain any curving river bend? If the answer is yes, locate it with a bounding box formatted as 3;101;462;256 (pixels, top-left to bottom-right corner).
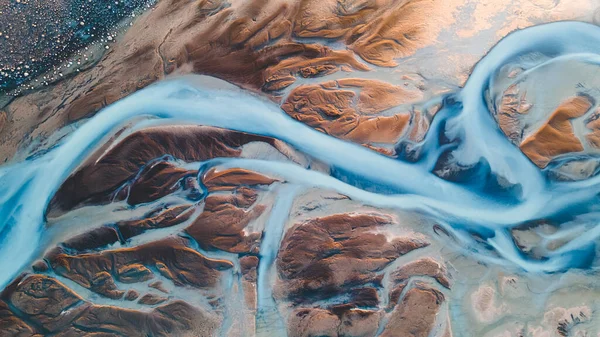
2;21;600;332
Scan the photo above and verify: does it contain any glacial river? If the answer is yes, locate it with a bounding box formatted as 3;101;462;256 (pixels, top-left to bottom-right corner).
2;21;600;290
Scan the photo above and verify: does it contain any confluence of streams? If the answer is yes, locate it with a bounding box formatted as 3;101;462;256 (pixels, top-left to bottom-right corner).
1;21;600;289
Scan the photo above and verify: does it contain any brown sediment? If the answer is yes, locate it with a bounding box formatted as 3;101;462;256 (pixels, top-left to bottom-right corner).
239;255;259;316
520;96;592;168
203;167;279;192
148;281;169;294
287;308;340;337
261;47;370;92
281;79;416;145
286;306;382;337
408;104;440;143
2;273;218;335
0;111;7;134
61;226;121;252
48;125;276;215
46;236;233;298
496;83;533;144
391;257;451;289
349;0;455;67
1;0;593;165
293;0;385;39
69;300;217;336
0;299;40;336
338;309;382;337
337;78;423;114
5;275;89;334
0;0;446;163
138;293;169;305
117;204;196;241
52;204;195;255
345;287;380;308
240;255;259;282
363;144;398;157
185;186;268;253
31;260;49;273
387;257;450;309
126;161;197;206
294;0;455;67
125;289;140;301
380;285;445;337
585;108;600;148
5;1;600;337
276;213;429;300
171;0;369;94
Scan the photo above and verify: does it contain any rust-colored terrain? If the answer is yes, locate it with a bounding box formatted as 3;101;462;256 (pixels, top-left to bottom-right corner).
0;125;454;335
2;0;595;163
2;0;600;336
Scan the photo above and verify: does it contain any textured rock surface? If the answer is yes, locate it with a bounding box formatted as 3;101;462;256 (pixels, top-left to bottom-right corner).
48;125;278;215
490;56;600;173
1;274;218;336
48;236;233;297
0;124;457;335
497;92;595;168
281;79;417;147
4;1;600;337
380;285;445;337
277;213;429;300
2;0;596;163
186;187;266;253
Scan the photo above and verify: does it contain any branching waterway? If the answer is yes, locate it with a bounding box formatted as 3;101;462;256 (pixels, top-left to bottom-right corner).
2;21;600;290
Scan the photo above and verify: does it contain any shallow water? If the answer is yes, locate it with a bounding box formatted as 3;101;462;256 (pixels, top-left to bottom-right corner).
1;21;600;302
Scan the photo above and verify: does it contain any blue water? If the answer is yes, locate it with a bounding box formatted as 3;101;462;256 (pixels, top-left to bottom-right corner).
1;21;600;290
